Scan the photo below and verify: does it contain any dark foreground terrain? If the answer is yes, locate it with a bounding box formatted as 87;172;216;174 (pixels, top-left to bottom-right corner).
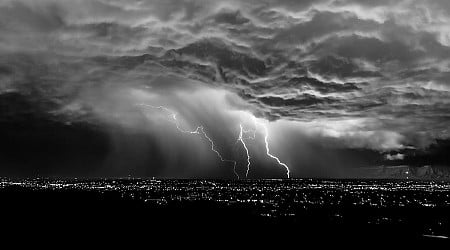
1;178;449;242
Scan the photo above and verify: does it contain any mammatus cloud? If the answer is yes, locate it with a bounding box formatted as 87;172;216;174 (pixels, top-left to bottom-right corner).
1;0;450;178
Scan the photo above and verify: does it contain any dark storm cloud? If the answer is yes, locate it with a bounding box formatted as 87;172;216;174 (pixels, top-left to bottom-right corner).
272;11;379;45
334;0;398;7
262;0;330;11
212;9;250;25
307;55;382;79
1;0;450;178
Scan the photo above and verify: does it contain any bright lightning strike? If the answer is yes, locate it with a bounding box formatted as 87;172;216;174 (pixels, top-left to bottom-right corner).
238;124;251;178
136;103;290;179
252;118;290;178
136;103;240;179
260;124;290;178
199;127;239;179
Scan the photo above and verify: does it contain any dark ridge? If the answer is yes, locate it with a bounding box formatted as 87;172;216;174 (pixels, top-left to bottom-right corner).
258;94;333;107
403;139;450;167
287;76;360;93
309;55;381;78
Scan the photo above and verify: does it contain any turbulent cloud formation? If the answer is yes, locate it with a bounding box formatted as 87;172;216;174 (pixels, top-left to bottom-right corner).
1;0;450;178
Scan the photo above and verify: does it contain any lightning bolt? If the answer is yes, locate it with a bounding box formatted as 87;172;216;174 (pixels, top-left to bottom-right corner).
238;124;251;178
198;127;239;179
238;118;290;178
136;103;240;179
242;118;289;178
136;103;289;179
257;121;290;178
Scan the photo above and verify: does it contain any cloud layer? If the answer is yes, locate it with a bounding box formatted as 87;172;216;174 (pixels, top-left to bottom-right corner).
1;0;450;178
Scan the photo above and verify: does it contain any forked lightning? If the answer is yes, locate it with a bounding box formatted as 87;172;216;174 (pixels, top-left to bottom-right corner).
137;103;239;179
137;104;290;179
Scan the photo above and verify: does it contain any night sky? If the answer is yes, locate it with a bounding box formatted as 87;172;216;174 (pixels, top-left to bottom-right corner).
1;0;450;178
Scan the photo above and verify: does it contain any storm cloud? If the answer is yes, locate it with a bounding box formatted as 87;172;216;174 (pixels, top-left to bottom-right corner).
1;0;450;178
